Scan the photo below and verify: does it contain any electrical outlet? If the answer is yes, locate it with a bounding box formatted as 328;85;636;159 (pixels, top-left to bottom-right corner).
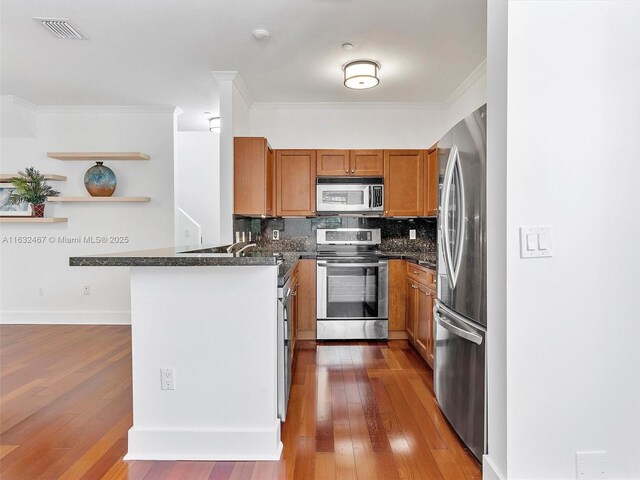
160;368;176;390
409;229;417;240
576;451;607;479
38;287;44;296
83;285;91;296
272;230;280;240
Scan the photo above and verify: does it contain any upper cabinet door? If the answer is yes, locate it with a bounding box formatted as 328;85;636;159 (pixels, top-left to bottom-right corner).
384;150;425;216
425;146;438;216
350;150;384;176
317;150;350;176
234;137;274;216
276;150;317;216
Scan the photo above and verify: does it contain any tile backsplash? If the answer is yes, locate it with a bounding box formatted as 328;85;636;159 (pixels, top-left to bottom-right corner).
233;216;437;253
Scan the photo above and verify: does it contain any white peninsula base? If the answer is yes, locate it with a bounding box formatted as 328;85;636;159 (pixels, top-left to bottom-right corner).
123;265;282;461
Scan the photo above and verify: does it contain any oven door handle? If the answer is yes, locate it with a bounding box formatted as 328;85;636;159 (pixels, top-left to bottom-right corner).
317;262;381;268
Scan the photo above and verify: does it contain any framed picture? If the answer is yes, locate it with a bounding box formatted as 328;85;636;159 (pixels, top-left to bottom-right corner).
0;183;32;216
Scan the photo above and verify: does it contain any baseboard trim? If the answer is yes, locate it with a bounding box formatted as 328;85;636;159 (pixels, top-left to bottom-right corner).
389;330;409;340
483;455;506;480
297;330;316;340
0;311;131;325
124;422;282;461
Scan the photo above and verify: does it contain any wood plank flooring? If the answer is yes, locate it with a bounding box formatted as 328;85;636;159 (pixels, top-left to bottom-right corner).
0;325;480;479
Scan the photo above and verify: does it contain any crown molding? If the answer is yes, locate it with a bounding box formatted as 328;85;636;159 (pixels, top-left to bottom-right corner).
2;96;178;114
37;105;179;114
444;58;487;107
212;71;254;108
3;95;38;112
250;101;444;111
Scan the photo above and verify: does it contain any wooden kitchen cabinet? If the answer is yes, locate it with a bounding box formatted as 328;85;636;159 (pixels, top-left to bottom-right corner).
384;150;425;217
350;150;384;176
317;150;350;176
295;259;317;340
406;278;419;342
425;146;438;217
276;150;317;216
317;149;384;176
234;137;275;216
388;260;407;334
404;261;436;368
416;284;435;368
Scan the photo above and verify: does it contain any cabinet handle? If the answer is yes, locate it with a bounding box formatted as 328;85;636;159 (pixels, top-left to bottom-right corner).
411;284;418;289
413;270;420;274
345;169;349;173
351;169;355;173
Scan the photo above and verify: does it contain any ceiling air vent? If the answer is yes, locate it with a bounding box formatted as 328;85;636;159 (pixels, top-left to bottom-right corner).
33;17;87;39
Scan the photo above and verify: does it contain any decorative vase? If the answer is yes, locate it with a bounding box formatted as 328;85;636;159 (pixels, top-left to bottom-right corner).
84;162;116;197
32;203;45;217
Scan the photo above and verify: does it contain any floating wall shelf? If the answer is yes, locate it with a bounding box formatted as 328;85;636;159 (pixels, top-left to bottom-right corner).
0;217;68;223
48;196;150;202
47;152;150;161
0;174;67;181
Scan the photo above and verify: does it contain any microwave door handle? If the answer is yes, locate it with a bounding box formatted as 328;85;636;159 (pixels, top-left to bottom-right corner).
368;185;373;208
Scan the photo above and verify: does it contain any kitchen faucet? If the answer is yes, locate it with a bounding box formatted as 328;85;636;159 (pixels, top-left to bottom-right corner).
226;241;243;253
236;243;257;254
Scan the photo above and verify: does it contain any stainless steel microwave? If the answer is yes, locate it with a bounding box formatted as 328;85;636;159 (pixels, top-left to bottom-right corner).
316;177;384;215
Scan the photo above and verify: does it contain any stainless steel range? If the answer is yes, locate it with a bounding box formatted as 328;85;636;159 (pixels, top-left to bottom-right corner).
316;228;388;340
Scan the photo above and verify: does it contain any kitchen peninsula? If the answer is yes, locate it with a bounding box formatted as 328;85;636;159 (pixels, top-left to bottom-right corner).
71;246;286;461
70;245;436;461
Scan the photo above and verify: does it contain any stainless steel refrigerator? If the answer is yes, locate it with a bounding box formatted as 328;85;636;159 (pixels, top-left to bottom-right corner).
434;104;487;462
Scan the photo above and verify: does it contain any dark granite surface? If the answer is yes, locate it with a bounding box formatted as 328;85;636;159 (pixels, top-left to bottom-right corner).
70;245;436;287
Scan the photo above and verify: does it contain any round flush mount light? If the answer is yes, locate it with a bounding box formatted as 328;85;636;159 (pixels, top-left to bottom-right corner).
209;116;221;133
341;42;354;50
253;29;271;40
343;60;380;90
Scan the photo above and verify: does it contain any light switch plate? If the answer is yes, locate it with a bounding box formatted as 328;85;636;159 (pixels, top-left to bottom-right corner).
409;229;417;240
520;226;552;258
576;451;607;479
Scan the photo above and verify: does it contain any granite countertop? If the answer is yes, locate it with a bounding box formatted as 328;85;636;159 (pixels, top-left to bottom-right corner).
69;245;286;267
70;245;437;286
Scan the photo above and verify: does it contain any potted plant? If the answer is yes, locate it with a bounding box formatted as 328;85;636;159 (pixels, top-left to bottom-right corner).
9;167;60;217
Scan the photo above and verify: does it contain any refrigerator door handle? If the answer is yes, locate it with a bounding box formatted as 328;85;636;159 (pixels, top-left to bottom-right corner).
441;146;457;289
433;307;483;345
451;145;466;287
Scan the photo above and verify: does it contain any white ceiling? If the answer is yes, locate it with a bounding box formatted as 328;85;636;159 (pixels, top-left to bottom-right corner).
0;0;487;131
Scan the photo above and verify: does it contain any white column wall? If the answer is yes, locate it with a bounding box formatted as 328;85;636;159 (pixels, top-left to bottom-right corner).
175;131;220;245
487;1;640;478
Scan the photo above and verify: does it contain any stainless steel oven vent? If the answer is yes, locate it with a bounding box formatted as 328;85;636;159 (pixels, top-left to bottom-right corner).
33;17;87;39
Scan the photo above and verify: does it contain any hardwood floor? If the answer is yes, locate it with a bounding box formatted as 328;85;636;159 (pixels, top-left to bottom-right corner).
0;325;481;479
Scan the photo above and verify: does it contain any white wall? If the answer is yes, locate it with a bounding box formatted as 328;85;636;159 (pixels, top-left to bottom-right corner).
175;131;220;245
249;73;486;151
487;1;640;478
0;97;176;324
484;1;508;479
250;103;445;149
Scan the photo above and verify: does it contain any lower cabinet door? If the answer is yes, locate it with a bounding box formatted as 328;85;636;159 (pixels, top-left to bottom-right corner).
405;279;418;341
416;284;434;368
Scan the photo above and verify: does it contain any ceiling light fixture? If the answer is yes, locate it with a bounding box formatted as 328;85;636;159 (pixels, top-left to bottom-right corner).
253;29;271;40
209;117;221;133
343;60;380;90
